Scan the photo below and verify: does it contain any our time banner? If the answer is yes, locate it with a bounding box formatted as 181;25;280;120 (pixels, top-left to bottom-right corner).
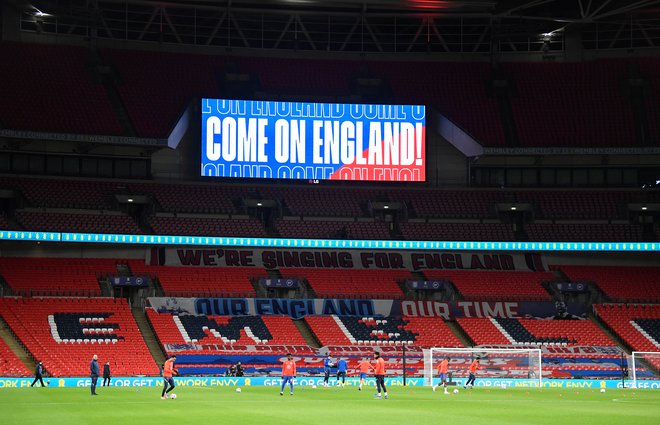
201;99;426;181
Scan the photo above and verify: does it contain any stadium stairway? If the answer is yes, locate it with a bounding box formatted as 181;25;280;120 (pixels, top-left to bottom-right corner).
591;312;634;353
132;308;167;366
292;319;322;348
446;321;474;347
0;316;35;372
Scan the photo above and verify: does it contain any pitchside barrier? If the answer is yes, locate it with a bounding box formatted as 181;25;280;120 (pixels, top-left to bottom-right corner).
1;376;659;389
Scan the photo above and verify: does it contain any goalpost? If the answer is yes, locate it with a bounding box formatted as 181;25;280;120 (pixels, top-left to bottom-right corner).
631;351;660;388
423;347;543;388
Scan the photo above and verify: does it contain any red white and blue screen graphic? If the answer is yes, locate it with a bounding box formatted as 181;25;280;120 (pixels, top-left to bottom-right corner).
201;99;426;181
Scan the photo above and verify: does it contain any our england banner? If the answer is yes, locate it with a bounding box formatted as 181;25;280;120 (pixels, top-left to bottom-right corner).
201;99;426;181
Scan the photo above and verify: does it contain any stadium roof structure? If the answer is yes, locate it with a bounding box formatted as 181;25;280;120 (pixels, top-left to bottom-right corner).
8;0;660;53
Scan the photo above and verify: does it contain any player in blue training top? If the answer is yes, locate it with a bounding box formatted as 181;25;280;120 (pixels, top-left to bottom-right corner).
336;358;348;387
323;354;335;387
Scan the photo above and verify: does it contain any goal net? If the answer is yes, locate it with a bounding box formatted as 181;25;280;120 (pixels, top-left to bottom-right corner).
423;347;542;387
631;351;660;388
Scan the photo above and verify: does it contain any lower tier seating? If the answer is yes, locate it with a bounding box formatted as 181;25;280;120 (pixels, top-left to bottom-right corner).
146;310;307;352
0;337;31;377
457;317;616;346
595;304;660;354
304;315;463;348
0;298;159;377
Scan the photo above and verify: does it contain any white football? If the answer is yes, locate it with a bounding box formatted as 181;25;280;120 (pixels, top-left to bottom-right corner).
453;389;459;394
236;388;242;393
312;385;317;389
170;393;177;399
501;383;507;389
600;389;606;393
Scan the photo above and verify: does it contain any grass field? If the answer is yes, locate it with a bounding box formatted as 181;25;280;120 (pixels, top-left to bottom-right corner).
2;385;659;425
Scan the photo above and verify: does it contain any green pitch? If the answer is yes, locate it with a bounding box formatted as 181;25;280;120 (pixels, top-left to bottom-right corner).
2;385;659;425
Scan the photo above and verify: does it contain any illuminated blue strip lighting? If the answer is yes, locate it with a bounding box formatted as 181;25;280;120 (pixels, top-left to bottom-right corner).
0;231;60;242
0;230;658;251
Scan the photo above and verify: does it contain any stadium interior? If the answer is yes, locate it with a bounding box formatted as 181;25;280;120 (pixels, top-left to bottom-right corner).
0;0;659;384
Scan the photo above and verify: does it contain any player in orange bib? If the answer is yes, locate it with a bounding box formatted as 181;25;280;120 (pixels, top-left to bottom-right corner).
280;353;297;396
373;352;388;399
433;356;450;394
161;355;177;399
357;358;374;391
464;357;480;388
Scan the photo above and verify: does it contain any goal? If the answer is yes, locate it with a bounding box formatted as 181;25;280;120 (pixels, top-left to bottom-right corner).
423;347;542;387
631;351;660;388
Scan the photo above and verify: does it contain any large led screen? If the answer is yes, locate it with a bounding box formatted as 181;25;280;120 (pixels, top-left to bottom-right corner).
201;99;425;181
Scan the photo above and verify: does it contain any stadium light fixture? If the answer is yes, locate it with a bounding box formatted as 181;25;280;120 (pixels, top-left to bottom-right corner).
28;5;53;18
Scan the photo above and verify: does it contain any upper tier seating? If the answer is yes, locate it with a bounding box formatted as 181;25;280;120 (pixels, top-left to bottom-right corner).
0;257;120;296
280;268;409;299
149;216;268;237
101;49;222;137
558;265;660;303
1;176;657;223
0;298;159;376
0;176;118;210
3;42;660;148
526;223;644;242
378;61;505;146
129;261;261;297
275;219;391;240
0;338;31;377
129;182;249;214
435;270;554;301
0;42;122;135
16;211;141;234
400;222;515;241
388;189;502;219
0;212;9;230
640;58;660;146
504;61;637;147
386;189;659;220
259;187;384;217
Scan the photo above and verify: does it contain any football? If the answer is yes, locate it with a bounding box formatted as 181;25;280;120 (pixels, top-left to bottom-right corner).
600;389;606;393
453;389;459;394
236;388;242;393
170;393;177;399
501;383;507;389
312;385;317;389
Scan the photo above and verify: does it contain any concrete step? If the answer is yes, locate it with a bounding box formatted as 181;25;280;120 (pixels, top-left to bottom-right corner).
0;316;36;371
293;318;321;348
447;320;474;347
131;308;167;367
